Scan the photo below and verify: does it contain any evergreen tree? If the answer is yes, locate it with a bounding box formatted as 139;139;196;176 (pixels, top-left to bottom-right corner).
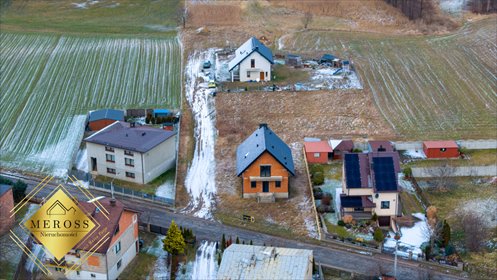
221;234;226;252
373;228;384;243
249;240;253;245
163;220;186;255
236;237;240;244
442;220;451;248
242;240;245;245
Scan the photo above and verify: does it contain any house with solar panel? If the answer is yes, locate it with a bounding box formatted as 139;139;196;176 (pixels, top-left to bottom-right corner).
236;124;294;201
228;37;274;82
340;152;401;227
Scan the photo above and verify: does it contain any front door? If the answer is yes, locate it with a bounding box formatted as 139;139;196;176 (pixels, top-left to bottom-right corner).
260;71;264;80
263;181;269;192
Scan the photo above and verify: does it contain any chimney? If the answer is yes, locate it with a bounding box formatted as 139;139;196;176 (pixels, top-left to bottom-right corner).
259;123;268;129
378;145;386;152
110;198;116;207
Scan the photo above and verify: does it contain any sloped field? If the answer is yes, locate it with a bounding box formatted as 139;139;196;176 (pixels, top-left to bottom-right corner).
0;32;181;176
280;18;497;139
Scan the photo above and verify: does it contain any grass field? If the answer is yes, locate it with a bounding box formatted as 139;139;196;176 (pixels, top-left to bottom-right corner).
280;17;497;139
0;32;181;175
0;0;180;35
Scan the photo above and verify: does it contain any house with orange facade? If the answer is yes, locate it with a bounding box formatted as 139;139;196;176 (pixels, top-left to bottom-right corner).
236;124;295;200
43;197;139;280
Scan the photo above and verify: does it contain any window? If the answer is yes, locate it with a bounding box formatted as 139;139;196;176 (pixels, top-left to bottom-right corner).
106;154;115;162
247;71;251;78
275;181;281;188
117;259;122;269
114;224;120;236
107;168;116;174
260;166;271;177
381;201;390;209
105;146;114;152
126;172;135;179
91;273;96;278
265;71;268;78
440;148;447;152
251;181;256;188
313;152;320;158
124;150;134;156
76;271;80;276
125;158;134;167
251;59;255;68
115;241;121;254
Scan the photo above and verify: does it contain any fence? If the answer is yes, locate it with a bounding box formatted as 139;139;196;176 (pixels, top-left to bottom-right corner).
411;165;497;178
393;139;497;151
302;147;323;240
68;170;175;206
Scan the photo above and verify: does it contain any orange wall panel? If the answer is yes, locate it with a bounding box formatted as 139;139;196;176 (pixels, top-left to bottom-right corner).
241;152;290;194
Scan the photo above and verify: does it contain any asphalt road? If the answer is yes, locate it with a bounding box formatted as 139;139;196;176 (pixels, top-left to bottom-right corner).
4;173;468;280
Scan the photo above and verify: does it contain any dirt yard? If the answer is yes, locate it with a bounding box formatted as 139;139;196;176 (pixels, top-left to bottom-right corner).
213;89;395;237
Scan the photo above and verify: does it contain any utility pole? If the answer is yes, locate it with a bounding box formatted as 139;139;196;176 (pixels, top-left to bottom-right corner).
394;232;401;279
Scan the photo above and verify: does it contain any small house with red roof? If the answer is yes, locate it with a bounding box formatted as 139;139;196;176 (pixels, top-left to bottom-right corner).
304;141;332;164
423;141;459;159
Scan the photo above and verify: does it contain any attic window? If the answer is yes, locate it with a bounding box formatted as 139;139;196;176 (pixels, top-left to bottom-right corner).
256;144;259;147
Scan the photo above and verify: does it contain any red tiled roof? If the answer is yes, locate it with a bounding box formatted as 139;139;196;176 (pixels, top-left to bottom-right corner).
368;141;394;152
423;140;458;149
304;141;332;153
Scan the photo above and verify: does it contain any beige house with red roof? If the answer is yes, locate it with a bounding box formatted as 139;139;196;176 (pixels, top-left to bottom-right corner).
44;197;139;280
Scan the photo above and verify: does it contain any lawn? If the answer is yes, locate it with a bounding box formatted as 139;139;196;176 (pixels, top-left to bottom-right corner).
280;18;497;139
399;190;424;216
0;0;180;35
0;32;181;175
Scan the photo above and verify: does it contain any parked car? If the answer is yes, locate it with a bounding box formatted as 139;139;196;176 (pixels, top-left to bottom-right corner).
208;80;216;88
203;60;211;69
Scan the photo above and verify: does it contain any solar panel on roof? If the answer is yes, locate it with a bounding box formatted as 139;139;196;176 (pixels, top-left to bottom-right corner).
345;154;361;188
373;157;397;191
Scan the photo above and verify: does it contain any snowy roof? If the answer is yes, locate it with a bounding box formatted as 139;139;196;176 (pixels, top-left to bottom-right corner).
88;109;124;122
0;184;12;197
228;37;274;71
217;244;313;280
304;141;332;153
84;121;176;153
236;124;294;176
423;140;458;149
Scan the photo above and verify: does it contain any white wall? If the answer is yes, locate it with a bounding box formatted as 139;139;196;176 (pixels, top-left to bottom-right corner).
66;270;107;280
372;192;399;217
143;135;177;184
238;52;272;82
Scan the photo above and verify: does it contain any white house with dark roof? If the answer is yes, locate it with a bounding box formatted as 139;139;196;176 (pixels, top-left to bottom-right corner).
229;37;274;82
84;121;176;184
217;244;313;280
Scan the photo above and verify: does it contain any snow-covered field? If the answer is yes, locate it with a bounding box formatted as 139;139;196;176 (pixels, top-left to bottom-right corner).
183;50;218;219
0;32;181;176
384;213;429;260
74;147;88;172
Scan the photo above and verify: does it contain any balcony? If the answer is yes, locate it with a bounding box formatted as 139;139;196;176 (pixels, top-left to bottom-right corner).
249;176;282;182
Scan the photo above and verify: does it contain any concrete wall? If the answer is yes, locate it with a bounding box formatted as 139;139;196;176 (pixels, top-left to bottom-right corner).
143;135;177;184
412;165;497;177
239;52;271;82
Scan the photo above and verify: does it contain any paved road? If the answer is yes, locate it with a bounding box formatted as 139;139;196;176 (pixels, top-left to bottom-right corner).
5;173;467;280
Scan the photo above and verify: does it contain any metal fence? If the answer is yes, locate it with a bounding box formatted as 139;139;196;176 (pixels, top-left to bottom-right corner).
68;170;175;206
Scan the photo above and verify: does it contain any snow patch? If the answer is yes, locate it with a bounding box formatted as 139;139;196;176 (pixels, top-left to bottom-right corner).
183;50;218;219
74;148;88;172
398;173;415;192
384;213;429;259
403;149;426;159
155;180;175;200
439;0;466;14
457;198;497;228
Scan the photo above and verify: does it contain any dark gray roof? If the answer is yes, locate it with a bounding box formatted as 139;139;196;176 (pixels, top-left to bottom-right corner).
89;109;124;122
84;122;176;153
236;124;294;176
0;184;12;197
228;37;274;71
372;156;399;192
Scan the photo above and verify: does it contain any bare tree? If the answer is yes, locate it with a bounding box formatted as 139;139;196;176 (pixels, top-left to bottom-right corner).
458;212;489;252
427;161;456;191
302;12;313;30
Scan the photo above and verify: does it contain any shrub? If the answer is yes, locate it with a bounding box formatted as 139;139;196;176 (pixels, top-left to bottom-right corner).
403;166;413;178
13;180;27;203
441;220;451;248
321;194;332;205
310;164;324;174
352;148;362;153
343;215;353;224
371;212;378;222
337;220;345;227
373;228;384;243
312;172;324;185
